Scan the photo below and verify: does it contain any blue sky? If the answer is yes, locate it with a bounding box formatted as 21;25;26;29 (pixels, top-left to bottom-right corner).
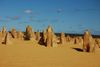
0;0;100;35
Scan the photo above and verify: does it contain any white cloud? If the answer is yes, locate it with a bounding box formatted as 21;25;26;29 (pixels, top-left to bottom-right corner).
24;9;32;14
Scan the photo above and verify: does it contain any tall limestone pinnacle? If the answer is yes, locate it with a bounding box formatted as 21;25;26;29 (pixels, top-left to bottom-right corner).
26;25;32;33
60;32;66;44
46;25;53;47
11;28;17;38
1;26;7;43
26;25;34;40
43;30;47;44
17;31;24;40
83;30;95;52
41;25;58;47
4;32;12;44
35;31;40;41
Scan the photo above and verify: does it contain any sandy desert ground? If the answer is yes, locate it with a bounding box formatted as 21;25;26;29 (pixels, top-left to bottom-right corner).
0;39;100;67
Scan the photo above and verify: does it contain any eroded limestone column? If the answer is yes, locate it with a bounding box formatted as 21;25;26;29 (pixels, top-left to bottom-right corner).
46;25;53;47
60;32;66;44
11;28;17;38
4;32;12;44
17;31;24;40
26;25;34;40
83;30;95;52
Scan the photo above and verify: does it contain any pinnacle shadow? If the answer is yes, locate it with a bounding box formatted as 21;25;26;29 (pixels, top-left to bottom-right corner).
72;47;83;52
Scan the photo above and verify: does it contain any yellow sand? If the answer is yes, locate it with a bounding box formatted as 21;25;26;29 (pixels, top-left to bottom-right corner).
0;40;100;67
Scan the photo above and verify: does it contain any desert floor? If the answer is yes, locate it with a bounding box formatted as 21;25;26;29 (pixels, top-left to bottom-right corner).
0;40;100;67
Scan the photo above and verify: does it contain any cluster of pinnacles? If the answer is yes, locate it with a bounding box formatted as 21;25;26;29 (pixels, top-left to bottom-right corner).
0;25;100;52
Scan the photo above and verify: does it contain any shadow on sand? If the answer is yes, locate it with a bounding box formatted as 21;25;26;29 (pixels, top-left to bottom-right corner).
72;48;83;52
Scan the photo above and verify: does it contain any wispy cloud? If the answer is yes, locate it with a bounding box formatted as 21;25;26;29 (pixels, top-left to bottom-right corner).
57;8;63;13
6;16;20;20
0;16;21;22
24;9;32;14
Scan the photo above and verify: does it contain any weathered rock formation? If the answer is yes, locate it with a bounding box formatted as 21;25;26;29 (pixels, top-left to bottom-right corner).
26;25;34;40
60;32;66;44
78;37;83;45
43;30;47;44
38;30;47;46
0;25;99;51
52;34;58;47
66;35;71;43
83;30;95;52
46;25;53;47
95;38;100;48
35;31;40;41
17;31;24;40
3;32;12;44
1;26;7;43
11;28;17;38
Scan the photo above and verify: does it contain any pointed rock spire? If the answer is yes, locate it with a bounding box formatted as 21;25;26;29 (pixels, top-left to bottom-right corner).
46;25;53;47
